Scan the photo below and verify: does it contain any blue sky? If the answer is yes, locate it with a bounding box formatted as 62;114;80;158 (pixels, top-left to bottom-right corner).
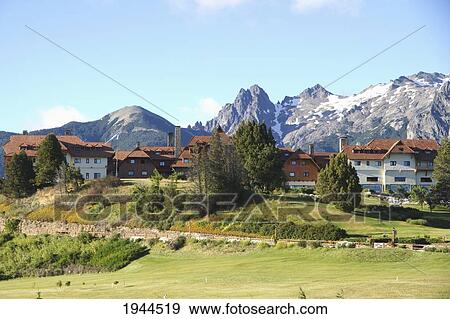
0;0;449;132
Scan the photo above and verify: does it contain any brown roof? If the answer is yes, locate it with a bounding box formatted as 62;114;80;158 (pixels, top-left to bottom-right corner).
3;135;113;158
342;139;440;160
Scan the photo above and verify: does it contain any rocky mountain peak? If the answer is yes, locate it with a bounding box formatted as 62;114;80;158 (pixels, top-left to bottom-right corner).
299;84;331;99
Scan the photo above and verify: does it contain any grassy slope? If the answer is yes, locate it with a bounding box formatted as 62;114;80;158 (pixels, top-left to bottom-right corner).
0;247;449;299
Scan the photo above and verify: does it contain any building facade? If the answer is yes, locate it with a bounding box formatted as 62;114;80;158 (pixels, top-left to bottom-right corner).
341;138;439;192
3;134;114;180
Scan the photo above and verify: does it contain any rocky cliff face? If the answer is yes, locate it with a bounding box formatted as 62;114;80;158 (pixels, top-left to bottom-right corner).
205;71;450;151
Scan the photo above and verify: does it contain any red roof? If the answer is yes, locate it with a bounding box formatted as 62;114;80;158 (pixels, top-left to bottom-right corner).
3;135;113;158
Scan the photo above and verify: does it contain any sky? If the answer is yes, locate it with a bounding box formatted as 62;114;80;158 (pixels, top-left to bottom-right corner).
0;0;449;132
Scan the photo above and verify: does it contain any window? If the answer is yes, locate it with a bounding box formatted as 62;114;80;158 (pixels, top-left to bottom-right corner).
160;161;165;167
85;173;90;180
300;161;306;166
390;161;397;166
94;158;101;164
428;161;433;167
284;153;289;157
354;161;361;166
303;171;309;177
142;171;148;176
183;159;190;163
94;173;101;179
86;158;90;164
74;158;81;164
128;171;135;177
130;159;135;164
141;159;145;164
376;161;382;166
420;177;432;183
155;152;161;155
394;177;406;182
291;160;297;165
367;177;378;182
366;161;370;166
289;172;295;177
403;161;410;166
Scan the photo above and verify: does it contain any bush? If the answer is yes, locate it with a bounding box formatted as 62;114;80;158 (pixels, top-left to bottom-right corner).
168;236;186;251
88;176;122;194
406;218;428;226
275;242;288;249
424;246;436;252
0;234;148;280
297;240;307;248
4;218;20;233
276;222;347;241
256;242;270;249
307;240;322;249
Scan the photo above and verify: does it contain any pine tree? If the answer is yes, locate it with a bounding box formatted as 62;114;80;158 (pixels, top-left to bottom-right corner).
316;153;362;212
61;164;84;193
432;138;450;205
3;151;36;198
233;121;284;192
35;134;65;187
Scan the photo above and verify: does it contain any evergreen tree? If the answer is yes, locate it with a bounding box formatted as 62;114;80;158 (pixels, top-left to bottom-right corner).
233;121;284;192
191;128;244;195
316;153;362;212
61;164;84;193
3;151;36;198
432;138;450;205
35;134;65;187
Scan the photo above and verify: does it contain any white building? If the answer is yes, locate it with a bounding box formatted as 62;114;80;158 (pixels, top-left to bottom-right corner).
3;134;114;180
340;137;439;193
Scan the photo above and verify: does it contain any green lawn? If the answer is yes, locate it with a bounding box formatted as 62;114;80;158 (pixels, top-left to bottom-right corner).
0;247;449;299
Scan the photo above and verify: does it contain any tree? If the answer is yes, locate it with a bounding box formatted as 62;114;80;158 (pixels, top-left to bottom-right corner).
3;151;36;198
61;164;84;193
316;153;362;212
233;122;284;192
432;138;450;205
191;128;244;195
35;134;65;187
410;185;429;209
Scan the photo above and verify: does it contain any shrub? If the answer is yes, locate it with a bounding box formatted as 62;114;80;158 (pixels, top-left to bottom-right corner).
275;241;288;249
168;236;186;251
307;240;322;249
297;240;307;248
424;246;436;252
0;232;13;246
256;242;270;250
4;218;21;233
65;281;71;287
406;218;428;226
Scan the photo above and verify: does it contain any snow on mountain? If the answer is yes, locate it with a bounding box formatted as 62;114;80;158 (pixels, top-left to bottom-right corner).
204;71;450;151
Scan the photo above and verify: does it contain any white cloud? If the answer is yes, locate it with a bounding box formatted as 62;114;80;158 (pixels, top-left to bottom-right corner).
33;106;88;129
195;0;250;10
168;0;250;11
292;0;362;15
199;97;222;117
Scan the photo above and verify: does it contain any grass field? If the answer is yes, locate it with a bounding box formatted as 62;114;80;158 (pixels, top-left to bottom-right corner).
0;245;449;299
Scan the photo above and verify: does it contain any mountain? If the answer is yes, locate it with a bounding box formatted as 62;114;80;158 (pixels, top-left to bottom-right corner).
0;106;209;176
31;105;206;149
205;71;450;151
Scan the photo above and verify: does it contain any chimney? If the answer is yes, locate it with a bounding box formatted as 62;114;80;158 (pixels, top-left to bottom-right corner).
136;141;140;149
308;143;314;155
64;129;72;136
174;126;181;157
22;130;28;135
167;132;174;147
339;136;348;152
